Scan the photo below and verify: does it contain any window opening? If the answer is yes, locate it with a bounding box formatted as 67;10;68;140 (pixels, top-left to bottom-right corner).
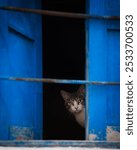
42;0;86;140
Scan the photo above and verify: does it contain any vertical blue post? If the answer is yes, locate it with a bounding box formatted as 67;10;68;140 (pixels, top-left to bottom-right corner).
0;0;42;140
86;0;120;140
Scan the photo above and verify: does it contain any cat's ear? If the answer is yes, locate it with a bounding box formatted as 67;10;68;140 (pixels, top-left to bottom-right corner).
77;85;85;97
60;90;70;101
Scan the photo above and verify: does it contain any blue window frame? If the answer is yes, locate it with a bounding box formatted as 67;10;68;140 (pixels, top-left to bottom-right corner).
0;0;120;148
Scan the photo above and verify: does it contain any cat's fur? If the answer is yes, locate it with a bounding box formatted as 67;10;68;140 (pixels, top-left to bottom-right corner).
60;85;85;127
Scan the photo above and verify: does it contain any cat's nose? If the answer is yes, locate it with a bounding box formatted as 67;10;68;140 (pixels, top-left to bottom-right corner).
75;107;78;110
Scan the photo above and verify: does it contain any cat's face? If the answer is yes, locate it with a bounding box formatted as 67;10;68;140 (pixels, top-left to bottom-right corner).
60;85;84;114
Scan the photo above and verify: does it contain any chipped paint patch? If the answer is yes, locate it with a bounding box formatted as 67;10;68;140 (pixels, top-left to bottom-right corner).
89;133;98;141
107;126;120;141
9;126;34;140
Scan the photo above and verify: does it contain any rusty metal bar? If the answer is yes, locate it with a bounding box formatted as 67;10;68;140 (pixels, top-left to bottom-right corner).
0;6;120;20
0;76;120;85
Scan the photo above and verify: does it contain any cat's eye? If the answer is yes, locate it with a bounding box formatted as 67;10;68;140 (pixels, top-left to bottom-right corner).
71;102;74;106
78;100;81;104
67;102;71;105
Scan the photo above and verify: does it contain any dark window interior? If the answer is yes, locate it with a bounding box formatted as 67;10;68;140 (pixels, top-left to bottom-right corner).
42;0;85;140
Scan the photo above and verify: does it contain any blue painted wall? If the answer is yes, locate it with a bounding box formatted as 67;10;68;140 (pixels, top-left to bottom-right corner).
0;0;120;141
0;0;42;140
87;0;120;140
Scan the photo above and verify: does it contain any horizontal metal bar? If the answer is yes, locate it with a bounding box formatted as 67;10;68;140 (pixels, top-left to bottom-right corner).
0;76;120;85
0;6;120;20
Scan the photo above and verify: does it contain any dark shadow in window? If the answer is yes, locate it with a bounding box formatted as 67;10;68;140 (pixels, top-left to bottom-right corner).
42;0;85;140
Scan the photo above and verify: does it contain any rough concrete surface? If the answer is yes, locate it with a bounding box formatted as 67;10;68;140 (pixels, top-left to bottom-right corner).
0;147;119;150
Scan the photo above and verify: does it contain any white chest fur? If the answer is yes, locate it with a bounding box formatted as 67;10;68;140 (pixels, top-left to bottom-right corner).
74;108;85;127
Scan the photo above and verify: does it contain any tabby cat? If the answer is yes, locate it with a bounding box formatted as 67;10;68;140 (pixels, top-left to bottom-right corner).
60;85;85;127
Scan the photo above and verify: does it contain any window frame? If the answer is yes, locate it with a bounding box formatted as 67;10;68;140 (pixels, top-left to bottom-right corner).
0;3;120;148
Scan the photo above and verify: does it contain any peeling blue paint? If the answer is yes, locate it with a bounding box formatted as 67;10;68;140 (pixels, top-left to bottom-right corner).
9;126;34;140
